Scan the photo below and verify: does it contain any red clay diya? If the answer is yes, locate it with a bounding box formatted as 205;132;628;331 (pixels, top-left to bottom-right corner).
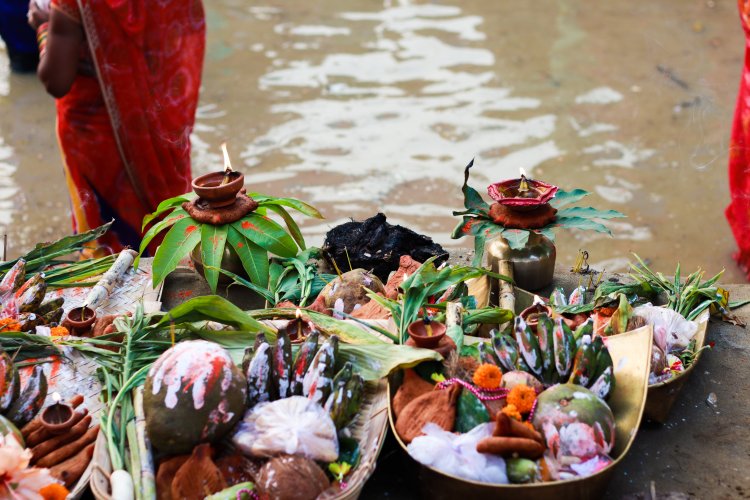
63;306;97;336
40;394;75;434
407;319;447;349
191;171;245;209
487;174;558;213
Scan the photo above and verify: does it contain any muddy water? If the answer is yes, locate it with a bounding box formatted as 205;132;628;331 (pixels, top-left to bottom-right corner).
0;0;745;281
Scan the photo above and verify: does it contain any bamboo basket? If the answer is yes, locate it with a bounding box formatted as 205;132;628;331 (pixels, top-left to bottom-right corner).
388;325;653;500
90;379;389;500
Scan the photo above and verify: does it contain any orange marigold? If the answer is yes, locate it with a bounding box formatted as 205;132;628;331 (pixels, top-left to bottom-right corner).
40;483;69;500
501;403;522;421
49;326;69;337
472;363;502;389
0;317;21;332
507;384;536;414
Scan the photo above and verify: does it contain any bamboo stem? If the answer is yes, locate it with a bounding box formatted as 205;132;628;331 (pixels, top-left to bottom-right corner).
498;260;515;331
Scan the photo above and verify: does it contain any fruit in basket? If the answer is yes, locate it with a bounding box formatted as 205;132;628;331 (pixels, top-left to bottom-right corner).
16;274;47;314
303;335;339;405
0;349;20;413
320;269;385;317
532;384;615;453
256;455;330;500
144;341;246;454
0;260;26;295
245;335;274;406
289;330;319;396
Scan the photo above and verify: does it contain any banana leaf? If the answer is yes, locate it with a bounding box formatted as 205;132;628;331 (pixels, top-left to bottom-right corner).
154;295;275;335
337;343;442;381
248;308;384;345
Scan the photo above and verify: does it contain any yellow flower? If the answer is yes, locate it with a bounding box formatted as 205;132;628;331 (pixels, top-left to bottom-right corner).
501;403;522;421
472;363;502;389
507;384;536;414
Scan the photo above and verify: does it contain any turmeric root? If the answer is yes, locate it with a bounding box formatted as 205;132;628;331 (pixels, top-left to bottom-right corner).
21;395;84;439
30;414;91;464
49;443;95;489
476;436;545;459
27;408;88;448
36;424;99;468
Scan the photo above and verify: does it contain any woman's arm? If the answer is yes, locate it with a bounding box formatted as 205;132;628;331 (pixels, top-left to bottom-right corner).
37;7;83;98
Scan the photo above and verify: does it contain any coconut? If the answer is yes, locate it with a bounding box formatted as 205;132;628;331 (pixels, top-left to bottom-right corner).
144;340;247;454
531;383;615;450
500;370;544;392
256;455;330;500
320;269;385;318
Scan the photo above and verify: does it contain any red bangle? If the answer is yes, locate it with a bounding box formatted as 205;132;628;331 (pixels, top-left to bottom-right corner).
36;22;49;56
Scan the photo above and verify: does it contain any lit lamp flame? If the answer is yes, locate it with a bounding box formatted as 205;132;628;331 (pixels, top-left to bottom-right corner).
52;392;61;404
295;308;302;339
295;308;302;320
221;142;233;174
518;167;529;193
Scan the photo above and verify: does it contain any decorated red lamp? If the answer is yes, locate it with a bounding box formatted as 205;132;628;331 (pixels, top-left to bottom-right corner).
452;160;624;290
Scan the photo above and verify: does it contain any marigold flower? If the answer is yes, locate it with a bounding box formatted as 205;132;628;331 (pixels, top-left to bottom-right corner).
0;317;21;332
507;384;536;414
49;326;69;337
472;363;502;389
40;483;70;500
501;403;522;421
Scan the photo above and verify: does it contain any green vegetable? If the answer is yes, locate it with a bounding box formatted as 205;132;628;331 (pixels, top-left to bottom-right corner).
454;388;490;433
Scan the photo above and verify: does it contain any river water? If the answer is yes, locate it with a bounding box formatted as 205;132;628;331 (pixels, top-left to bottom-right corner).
0;0;745;282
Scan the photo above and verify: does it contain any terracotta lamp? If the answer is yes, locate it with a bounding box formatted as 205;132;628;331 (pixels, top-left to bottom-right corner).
40;393;75;434
487;169;558;213
191;143;245;209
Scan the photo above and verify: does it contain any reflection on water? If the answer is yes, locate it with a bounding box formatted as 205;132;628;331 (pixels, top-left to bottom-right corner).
0;0;746;280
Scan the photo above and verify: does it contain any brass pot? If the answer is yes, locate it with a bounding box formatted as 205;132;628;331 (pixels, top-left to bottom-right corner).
190;244;248;284
486;232;555;291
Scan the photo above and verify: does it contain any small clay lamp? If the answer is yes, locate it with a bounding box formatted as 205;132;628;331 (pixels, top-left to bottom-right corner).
191;142;245;208
40;393;75;435
520;299;553;329
285;308;315;343
64;306;97;336
407;317;447;349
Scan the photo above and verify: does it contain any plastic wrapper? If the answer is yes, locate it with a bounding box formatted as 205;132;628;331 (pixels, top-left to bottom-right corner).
633;304;697;354
231;396;339;462
407;422;508;485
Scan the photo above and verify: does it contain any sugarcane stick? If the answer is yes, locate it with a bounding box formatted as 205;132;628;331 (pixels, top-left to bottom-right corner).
133;387;155;500
83;249;138;310
126;420;142;500
498;260;515;332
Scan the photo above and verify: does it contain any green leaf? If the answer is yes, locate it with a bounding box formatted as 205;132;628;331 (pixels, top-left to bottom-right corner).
460;159;490;213
337;343;443;380
553;216;612;235
227;226;269;289
539;227;556;242
455;388;490;433
141;193;195;229
231;214;298;257
549;189;589;209
252;195;324;219
248;308;384;345
136;208;189;267
200;224;228;293
265;204;306;250
151;218;202;286
502;229;531;250
556;206;625;220
155;295;275;334
212;267;275;304
463;307;514;326
2;222;113;272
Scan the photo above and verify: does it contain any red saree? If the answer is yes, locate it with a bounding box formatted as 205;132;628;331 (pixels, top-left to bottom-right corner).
53;0;205;253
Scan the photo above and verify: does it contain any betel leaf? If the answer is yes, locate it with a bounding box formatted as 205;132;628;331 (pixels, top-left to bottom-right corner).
154;295;274;334
136;208;189;267
226;226;269;288
556;206;625;220
141;193;196;229
549;188;589;209
231;213;297;257
200;223;228;293
265;204;306;250
253;195;324;219
553;216;612;235
502;228;531;250
151;217;202;286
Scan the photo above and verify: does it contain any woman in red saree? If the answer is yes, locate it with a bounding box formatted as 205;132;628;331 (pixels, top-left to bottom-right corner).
34;0;205;253
727;0;750;278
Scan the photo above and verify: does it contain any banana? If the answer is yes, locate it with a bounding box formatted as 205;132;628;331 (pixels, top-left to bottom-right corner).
491;330;519;373
0;260;25;295
273;330;292;399
6;365;47;427
245;339;273;407
17;275;47;314
37;297;64;316
302;335;339;405
514;316;542;377
290;330;319;396
552;318;575;380
536;314;556;383
328;370;364;430
0;350;19;413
